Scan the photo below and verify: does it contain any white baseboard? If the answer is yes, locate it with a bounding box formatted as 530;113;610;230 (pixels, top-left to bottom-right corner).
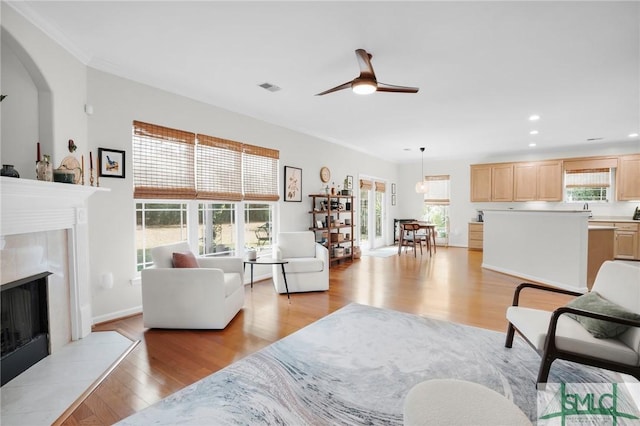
481;263;588;293
92;306;142;325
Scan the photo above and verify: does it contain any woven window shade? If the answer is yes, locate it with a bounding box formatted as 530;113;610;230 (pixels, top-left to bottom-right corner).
424;175;451;204
565;168;611;188
375;182;386;193
133;121;196;199
360;179;373;190
242;143;280;201
196;134;243;201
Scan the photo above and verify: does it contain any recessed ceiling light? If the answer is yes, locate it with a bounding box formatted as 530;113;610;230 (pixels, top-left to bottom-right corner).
529;115;540;121
629;133;639;138
528;143;537;147
529;130;539;135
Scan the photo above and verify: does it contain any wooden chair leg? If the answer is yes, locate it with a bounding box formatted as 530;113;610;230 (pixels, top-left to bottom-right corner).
537;354;554;385
505;323;516;348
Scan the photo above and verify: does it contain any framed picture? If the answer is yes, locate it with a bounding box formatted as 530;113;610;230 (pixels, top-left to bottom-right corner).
346;175;354;190
284;166;302;202
98;148;125;178
316;220;324;228
391;183;396;194
392;194;397;206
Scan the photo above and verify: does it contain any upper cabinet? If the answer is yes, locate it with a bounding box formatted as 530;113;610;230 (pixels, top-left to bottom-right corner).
617;154;640;201
470;164;513;202
513;160;563;201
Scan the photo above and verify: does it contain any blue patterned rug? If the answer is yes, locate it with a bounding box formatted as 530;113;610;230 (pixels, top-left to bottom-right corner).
118;303;633;425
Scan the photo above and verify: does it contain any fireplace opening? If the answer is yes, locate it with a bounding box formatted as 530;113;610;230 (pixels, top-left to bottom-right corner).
1;271;51;386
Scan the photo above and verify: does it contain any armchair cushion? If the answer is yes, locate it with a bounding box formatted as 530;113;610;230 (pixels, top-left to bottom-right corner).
565;292;640;339
506;306;639;366
172;251;199;268
285;258;324;273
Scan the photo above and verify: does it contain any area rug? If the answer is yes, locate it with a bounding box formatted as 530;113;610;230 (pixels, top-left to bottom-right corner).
361;246;399;258
118;303;632;425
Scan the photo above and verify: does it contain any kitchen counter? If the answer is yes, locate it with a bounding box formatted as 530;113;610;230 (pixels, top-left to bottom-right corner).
590;217;639;223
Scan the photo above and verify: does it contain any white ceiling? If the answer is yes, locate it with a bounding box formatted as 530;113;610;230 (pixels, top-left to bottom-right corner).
8;1;640;163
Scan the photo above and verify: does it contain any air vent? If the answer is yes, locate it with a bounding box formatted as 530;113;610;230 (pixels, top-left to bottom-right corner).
586;137;604;142
258;82;281;92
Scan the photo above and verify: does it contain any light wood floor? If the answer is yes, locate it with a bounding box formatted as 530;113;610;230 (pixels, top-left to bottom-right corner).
61;247;572;425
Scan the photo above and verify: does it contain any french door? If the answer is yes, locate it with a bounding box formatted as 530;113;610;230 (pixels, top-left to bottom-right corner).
359;179;386;250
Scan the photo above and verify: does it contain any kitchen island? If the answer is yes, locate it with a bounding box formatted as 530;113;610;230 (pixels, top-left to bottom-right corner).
482;209;591;292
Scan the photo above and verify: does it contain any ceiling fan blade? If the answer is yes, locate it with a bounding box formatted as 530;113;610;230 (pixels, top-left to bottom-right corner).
376;82;419;93
315;81;352;96
355;49;376;79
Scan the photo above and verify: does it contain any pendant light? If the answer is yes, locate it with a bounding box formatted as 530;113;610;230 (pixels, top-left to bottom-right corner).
415;147;428;193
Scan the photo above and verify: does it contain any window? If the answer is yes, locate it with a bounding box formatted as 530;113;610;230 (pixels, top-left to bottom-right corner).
199;203;236;256
245;203;273;251
422;175;450;242
374;182;385;239
136;202;188;271
133;121;280;270
565;169;612;202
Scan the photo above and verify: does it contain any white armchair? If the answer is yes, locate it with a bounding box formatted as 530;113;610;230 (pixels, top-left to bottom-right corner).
506;260;640;384
272;231;329;294
141;242;244;329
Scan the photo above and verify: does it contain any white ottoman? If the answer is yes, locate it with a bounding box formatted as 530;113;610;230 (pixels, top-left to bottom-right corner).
403;379;532;426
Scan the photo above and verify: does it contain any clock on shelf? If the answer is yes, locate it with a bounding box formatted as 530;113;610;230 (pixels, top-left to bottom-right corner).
320;166;331;183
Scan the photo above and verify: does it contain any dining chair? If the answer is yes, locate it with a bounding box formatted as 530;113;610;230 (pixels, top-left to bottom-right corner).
398;223;422;257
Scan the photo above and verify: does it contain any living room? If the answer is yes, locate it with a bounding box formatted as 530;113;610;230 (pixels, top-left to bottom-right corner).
1;1;639;424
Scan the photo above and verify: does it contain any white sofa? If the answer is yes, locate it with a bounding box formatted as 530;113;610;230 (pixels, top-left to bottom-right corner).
272;231;329;294
506;260;640;383
141;242;244;329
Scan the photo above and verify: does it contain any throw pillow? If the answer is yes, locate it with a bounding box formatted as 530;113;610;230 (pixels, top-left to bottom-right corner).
565;292;640;339
172;251;199;268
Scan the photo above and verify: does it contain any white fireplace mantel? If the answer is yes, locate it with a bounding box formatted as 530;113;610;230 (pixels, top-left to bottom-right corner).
1;176;109;342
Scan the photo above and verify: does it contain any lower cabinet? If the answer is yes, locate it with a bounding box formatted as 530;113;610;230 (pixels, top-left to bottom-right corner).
590;221;639;260
468;222;483;251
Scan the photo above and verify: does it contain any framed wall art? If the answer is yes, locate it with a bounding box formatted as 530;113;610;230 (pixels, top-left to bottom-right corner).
284;166;302;202
98;148;125;178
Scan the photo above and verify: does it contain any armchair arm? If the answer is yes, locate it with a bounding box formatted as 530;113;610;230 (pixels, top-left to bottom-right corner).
511;283;583;307
315;243;329;262
197;257;244;283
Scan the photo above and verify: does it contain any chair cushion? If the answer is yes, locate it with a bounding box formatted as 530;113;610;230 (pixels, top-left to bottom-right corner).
223;273;242;297
565;292;640;339
172;251;199;268
278;232;316;258
283;257;324;273
507;306;639;366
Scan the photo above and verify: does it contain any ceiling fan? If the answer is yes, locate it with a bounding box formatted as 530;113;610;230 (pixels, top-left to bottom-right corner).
316;49;419;96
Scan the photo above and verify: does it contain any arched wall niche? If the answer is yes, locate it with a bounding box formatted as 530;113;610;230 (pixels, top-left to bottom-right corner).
1;26;53;178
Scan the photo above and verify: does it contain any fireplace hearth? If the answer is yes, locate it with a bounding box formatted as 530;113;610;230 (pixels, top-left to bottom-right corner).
1;271;51;386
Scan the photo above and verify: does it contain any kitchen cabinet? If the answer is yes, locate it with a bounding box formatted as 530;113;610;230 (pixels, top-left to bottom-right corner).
470;164;513;202
617;154;640;201
589;220;639;260
513;160;563;201
468;222;483;250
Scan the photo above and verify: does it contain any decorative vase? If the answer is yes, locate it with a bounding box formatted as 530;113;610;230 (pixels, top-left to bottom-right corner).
247;249;257;261
1;164;20;178
36;155;53;182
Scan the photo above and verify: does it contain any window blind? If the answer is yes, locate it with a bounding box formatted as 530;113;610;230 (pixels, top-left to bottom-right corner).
242;143;280;201
423;175;451;204
375;182;386;193
133;121;196;199
360;179;373;190
196;134;243;201
565;168;611;188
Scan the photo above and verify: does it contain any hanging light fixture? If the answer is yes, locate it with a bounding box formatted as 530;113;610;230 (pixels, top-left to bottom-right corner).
415;147;428;193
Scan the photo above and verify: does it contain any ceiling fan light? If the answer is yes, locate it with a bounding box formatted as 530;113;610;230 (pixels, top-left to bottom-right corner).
352;81;376;95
